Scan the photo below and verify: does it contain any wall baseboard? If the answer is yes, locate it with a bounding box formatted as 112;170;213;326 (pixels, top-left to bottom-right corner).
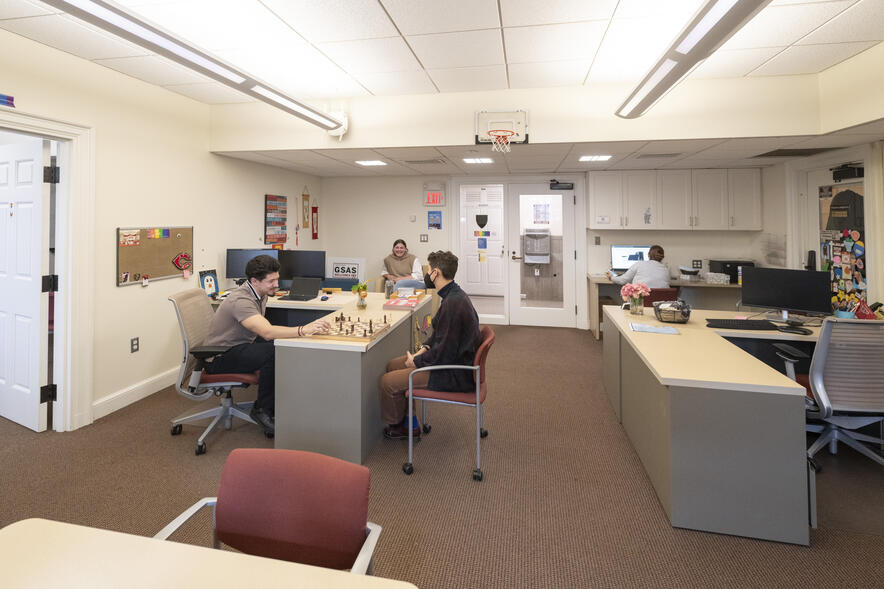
92;368;177;421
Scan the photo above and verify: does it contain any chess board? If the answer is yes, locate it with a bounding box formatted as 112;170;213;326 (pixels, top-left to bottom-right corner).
311;312;394;342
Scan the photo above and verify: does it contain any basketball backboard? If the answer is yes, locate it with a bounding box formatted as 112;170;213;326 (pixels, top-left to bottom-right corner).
475;110;528;145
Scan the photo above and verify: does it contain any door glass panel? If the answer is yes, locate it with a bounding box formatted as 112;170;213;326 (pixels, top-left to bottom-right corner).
519;194;562;309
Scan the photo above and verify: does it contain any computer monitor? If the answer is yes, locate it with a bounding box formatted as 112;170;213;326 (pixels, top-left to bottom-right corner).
741;267;831;320
225;248;277;280
278;250;326;280
611;245;652;271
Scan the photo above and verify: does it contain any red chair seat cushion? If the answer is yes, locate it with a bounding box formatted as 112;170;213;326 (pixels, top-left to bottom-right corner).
409;383;486;405
200;372;259;386
796;373;813;401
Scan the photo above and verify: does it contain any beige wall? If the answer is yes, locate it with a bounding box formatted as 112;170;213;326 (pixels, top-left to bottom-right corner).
0;29;320;413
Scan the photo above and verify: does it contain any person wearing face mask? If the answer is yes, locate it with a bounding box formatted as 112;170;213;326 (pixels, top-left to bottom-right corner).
378;251;481;439
382;239;425;291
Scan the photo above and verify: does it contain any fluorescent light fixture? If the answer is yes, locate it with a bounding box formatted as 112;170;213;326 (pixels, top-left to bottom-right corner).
355;160;387;166
616;0;770;119
41;0;344;131
463;158;494;164
579;155;613;162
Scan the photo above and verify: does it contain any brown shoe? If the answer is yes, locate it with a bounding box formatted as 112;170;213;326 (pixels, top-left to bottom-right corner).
383;423;421;440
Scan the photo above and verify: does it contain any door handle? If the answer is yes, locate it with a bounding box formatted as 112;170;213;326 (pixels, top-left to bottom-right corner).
511;255;523;260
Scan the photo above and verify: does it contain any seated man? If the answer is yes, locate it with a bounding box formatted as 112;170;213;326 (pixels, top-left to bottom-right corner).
382;239;425;291
204;254;329;435
379;250;481;439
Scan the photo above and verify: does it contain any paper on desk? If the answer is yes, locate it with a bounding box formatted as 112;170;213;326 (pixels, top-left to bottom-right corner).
630;322;678;335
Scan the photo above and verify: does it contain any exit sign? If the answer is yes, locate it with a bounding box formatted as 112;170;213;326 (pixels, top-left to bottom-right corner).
423;183;445;207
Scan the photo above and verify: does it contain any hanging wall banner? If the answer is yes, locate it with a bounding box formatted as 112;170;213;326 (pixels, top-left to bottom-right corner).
312;204;319;240
264;194;287;245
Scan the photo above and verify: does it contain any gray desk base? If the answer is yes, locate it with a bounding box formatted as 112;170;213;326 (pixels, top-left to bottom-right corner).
274;319;411;464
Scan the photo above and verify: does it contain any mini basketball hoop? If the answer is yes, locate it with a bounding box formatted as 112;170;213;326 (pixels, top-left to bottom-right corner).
488;129;514;153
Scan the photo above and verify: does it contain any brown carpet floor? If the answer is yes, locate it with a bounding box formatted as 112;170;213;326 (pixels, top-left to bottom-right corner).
1;325;882;588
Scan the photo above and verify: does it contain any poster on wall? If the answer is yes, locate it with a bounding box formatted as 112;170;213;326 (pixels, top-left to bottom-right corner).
264;194;287;245
819;182;865;309
428;210;442;230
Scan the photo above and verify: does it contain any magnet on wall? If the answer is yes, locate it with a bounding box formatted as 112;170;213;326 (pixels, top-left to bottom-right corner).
850;230;861;241
833;255;841;264
833;266;842;278
843;238;854;251
854;242;864;257
856;258;864;269
475;214;488;228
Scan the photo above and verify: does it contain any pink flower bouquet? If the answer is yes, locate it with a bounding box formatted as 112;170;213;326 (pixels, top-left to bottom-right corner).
620;282;651;301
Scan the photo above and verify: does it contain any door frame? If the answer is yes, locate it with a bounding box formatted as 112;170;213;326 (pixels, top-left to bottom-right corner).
450;174;588;330
0;108;96;432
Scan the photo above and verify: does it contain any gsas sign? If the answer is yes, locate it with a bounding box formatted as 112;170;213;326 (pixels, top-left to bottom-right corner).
332;263;360;279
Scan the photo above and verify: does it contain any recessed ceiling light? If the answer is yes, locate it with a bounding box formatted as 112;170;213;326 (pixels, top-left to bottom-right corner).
463;158;493;164
355;160;387;166
579;155;613;162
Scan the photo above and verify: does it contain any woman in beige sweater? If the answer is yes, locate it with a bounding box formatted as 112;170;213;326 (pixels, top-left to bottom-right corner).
383;239;425;290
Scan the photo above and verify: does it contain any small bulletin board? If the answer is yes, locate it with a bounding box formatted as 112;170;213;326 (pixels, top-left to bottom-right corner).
116;226;194;286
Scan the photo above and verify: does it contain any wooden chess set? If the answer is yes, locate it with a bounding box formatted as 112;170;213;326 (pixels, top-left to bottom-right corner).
311;311;394;342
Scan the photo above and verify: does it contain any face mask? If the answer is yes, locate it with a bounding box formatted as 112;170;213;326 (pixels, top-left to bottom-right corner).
424;271;436;290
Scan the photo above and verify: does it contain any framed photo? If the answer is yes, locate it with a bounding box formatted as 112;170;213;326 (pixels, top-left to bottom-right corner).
199;269;219;297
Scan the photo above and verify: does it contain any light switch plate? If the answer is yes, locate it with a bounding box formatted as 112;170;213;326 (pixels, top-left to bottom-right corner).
420;234;428;242
692;259;702;269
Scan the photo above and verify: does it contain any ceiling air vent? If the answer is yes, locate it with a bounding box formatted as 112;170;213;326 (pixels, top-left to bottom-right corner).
404;158;447;165
637;153;681;159
753;148;835;158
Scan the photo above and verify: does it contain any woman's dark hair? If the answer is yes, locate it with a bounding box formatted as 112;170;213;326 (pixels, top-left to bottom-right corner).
393;239;407;249
649;245;665;262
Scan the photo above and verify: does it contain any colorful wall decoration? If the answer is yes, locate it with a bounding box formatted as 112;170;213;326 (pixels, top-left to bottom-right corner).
819;182;865;311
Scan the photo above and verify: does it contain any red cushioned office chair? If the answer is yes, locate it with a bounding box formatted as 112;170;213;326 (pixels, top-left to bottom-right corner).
168;289;266;456
643;287;679;306
403;326;495;481
154;448;381;574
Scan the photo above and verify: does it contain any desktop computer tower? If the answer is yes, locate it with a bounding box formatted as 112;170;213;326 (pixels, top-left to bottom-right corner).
709;260;755;284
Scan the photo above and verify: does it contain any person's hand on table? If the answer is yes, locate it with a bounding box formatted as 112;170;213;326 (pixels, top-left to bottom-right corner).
302;319;330;335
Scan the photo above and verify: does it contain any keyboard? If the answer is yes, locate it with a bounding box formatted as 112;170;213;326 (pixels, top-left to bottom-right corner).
705;318;778;331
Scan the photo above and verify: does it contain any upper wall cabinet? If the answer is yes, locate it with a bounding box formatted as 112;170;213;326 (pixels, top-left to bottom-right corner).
588;168;761;231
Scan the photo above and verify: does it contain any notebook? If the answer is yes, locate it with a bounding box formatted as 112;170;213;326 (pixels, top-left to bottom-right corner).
284;277;321;301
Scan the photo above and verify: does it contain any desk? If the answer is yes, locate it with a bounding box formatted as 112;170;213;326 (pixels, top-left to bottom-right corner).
602;306;814;545
274;292;433;464
588;273;741;339
0;518;417;588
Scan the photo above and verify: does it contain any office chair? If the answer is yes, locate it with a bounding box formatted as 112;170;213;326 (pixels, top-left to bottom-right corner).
403;326;495;481
168;289;264;456
154;448;381;574
643;287;679;306
775;318;884;468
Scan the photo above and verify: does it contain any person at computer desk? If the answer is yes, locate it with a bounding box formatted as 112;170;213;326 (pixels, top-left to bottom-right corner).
203;254;330;435
382;239;425;291
379;250;481;439
607;244;670;288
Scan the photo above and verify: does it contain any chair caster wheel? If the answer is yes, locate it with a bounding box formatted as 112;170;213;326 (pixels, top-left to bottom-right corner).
422;424;431;434
402;463;414;475
480;428;488;438
171;424;182;436
195;443;206;455
472;469;483;481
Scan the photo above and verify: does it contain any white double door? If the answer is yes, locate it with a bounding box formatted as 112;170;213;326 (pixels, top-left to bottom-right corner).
460;182;576;328
0;136;50;431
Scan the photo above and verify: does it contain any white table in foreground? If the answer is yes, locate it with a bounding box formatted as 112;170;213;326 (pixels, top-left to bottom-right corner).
0;518;417;589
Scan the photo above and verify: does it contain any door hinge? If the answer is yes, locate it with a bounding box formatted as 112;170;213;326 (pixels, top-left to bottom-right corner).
43;165;60;184
42;275;59;293
574;250;577;260
40;384;57;403
575;305;578;315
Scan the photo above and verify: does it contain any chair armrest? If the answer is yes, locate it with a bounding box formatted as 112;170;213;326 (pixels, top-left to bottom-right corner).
351;521;382;575
408;364;479;381
190;346;229;360
153;497;217;540
772;342;808;362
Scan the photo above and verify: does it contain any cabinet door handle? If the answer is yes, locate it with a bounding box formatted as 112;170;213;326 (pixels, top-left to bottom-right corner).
625;216;628;226
730;216;734;226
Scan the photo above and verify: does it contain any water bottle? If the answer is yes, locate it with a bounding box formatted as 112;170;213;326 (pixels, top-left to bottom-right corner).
384;279;394;298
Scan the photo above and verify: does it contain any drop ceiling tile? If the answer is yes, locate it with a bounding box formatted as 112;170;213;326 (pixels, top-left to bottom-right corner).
500;0;617;27
354;69;437;95
789;133;880;149
375;146;445;159
636;139;726;154
692;136;813;157
721;1;855;50
0;0;54;19
94;55;212;86
568;141;647;155
508;60;590;88
400;162;466;174
750;41;876;76
319;37;420;74
661;159;729;168
799;0;884;44
428;64;508;92
613;0;706;20
407;29;504;69
164;82;254;104
504;21;606;64
262;0;398;42
313;148;389;164
0;14;148;59
381;0;500;35
689;47;784;79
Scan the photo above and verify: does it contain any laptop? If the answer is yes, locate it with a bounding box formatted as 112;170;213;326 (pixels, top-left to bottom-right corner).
283;277;321;301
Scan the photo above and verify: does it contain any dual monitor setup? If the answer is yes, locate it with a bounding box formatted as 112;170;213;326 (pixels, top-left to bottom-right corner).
226;248;326;301
610;244;831;321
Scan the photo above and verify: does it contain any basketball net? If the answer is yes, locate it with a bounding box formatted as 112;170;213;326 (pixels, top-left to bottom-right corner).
489;129;514;153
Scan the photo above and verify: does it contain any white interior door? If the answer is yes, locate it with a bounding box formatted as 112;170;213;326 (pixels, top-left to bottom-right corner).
459;185;505;296
506;184;576;327
0;136;48;431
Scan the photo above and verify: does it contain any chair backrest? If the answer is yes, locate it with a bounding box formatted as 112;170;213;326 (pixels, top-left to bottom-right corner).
809;318;884;418
475;326;495;387
169;289;217;393
215;448;371;570
643;287;679;306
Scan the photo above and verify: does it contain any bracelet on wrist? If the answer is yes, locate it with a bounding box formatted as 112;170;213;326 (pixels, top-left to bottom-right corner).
298;326;303;337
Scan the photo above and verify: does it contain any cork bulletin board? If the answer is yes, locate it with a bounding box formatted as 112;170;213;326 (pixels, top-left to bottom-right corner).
116;226;193;286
